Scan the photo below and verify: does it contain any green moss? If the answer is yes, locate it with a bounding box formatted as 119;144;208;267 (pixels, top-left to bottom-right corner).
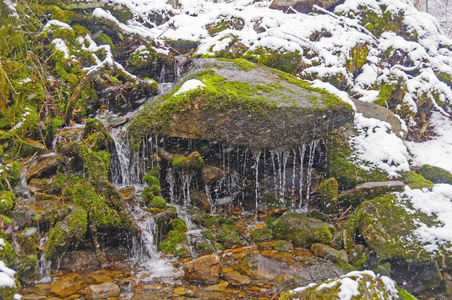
141;185;161;200
143;174;160;185
207;15;245;36
217;58;256;71
397;286;419;300
54;61;79;86
16;254;39;281
419;164;452;184
41;4;74;23
172;217;188;232
4;161;21;188
316;178;339;214
45;206;88;260
346;44;368;73
147;166;161;178
93;33;117;57
150;196;167;209
0;191;17;215
195;242;214;256
244;47;301;73
250;228;272;242
400;171;434;189
171;151;204;171
324;128;387;189
84;118;106;136
158;229;188;257
217;223;242;248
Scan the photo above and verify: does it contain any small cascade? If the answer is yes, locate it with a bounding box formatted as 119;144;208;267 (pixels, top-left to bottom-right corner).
131;208;175;279
252;150;261;213
37;236;51;283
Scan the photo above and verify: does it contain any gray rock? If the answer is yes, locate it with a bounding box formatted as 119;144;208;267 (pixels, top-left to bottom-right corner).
269;0;342;14
339;181;405;207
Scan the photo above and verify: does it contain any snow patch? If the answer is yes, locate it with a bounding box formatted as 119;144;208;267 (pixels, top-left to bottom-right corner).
174;79;206;96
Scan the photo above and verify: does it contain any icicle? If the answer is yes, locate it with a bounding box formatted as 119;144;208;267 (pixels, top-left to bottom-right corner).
298;144;306;208
292;149;297;196
306;140;319;201
281;151;289;203
252;150;261;215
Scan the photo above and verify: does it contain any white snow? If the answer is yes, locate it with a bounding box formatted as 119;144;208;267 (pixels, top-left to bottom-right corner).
43;19;73;31
351;113;410;177
402;184;452;252
174;79;206;96
51;38;71;59
0;261;16;288
406;111;452;173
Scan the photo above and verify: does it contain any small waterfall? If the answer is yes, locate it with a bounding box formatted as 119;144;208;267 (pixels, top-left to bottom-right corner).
252;150;261;213
37;236;51;283
131;208;175;279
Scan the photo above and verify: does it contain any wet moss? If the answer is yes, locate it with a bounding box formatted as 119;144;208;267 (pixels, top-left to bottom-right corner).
45;206;88;260
316;178;339;214
150;196;167;209
158;229;189;257
171;151;204;171
217;223;242;248
141;185;161;200
143;174;160;186
41;4;74;23
250;228;272;243
171;217;188;232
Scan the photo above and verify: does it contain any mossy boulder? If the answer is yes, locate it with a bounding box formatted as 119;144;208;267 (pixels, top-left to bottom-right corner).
250;228;272;243
129;58;354;151
356;193;438;261
217;223;243;248
267;212;333;247
419;164;452;184
316;178;338;214
158;229;189;258
279;271;413;300
244;47;301;74
150;196;167;209
0;191;16;215
400;171;434;190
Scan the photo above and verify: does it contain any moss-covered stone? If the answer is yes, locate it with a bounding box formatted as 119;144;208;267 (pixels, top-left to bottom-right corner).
400;171;434;189
316;178;339;214
207;15;245;36
0;191;17;215
216;223;243;248
158;229;189;258
150;196;167;209
267;212;333;247
279;271;408;300
143;174;160;186
129;58;354;151
171;217;188;232
244;47;301;74
419;164;452;184
357;193;437;261
250;228;272;243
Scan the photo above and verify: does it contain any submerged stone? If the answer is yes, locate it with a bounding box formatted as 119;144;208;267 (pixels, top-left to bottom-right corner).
129;58;354;152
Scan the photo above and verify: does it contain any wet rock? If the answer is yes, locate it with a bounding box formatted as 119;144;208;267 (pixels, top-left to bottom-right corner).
392;260;443;294
310;243;344;262
249;228;272;243
307;210;330;223
316;178;338;214
419;164;452;184
13;199;69;228
267;208;287;218
223;270;251;285
339;181;405;207
25;155;64;182
183;255;220;283
117;186;136;201
191;190;212;212
280;270;411;300
86;282;120;299
269;0;342;14
129;58;354;152
267;212;333;247
236;249;350;283
202;165;228;184
50;273;83;298
204;280;228;291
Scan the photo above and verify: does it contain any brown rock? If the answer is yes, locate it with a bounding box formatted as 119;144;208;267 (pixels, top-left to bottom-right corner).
183;255;220;283
50;273;83;298
202;165;228;184
205;280;228;291
223;271;251;285
25;155;64;182
86;282;120;299
267;208;287;217
117;186;136;201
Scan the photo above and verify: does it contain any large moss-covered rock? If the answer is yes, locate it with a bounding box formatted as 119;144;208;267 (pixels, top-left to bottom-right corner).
419;164;452;184
129;58;354;151
267;212;334;247
357;193;437;261
279;270;414;300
